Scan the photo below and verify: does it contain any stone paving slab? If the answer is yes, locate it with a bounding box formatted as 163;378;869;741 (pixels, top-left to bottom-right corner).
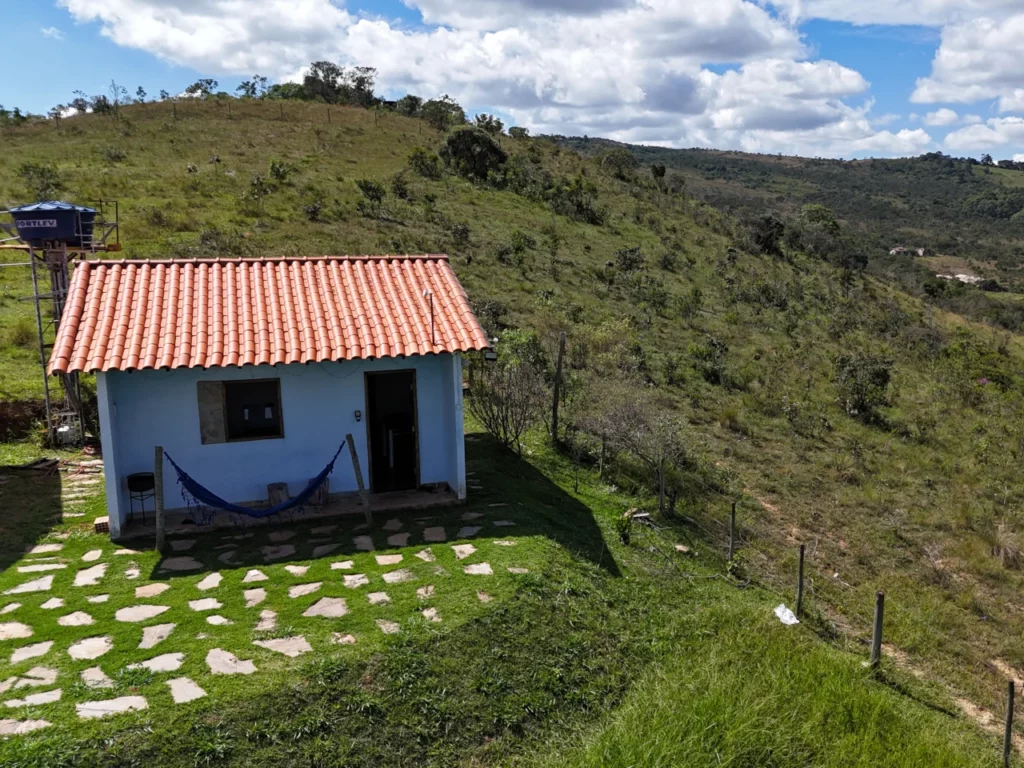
303;598;348;618
457;526;482;538
77;696;148;719
423;527;447;543
196;573;222;590
160;556;204;572
312;544;340;558
17;564;66;573
376;554;403;566
386;533;410;547
452;544;476;560
27;544;62;555
244;589;267;608
353;536;374;551
4;689;61;708
168;677;206;704
331;560;355;570
382;568;415;585
0;603;20;614
263;545;296;561
343;574;369;589
368;592;390;605
5;576;54;595
207;648;256;675
116;605;171;623
494;540;517;546
268;531;296;543
288;582;322;598
422;607;441;623
140;624;175;650
465;563;494;575
284;565;308;576
383;518;403;531
68;636;113;660
136;584;171;598
207;615;233;626
81;667;114;689
508;567;529;574
169;539;196;552
376;619;400;634
82;550;103;562
417;585;435;600
11;641;53;664
242;569;268;583
0;623;33;640
253;636;312;658
87;594;110;604
129;652;184;673
415;549;435;562
124;567;141;580
73;564;107;587
58;611;94;627
332;633;357;645
255;610;276;631
0;718;51;735
189;598;222;612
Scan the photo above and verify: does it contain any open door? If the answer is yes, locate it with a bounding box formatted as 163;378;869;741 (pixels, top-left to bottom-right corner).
365;370;418;493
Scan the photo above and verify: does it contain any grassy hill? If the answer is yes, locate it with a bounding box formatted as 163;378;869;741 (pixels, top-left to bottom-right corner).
2;100;1024;764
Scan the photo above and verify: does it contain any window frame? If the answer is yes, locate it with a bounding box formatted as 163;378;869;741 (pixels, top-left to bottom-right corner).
222;378;285;443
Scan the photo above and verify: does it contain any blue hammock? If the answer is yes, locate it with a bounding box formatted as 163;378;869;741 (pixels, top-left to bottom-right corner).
164;441;346;522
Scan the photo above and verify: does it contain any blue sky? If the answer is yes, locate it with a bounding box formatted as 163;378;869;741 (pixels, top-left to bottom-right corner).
3;1;1023;160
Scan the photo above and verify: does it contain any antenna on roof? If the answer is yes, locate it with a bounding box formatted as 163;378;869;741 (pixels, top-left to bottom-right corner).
423;289;435;347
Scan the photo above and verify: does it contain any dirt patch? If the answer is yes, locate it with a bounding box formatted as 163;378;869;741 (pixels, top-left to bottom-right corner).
0;400;45;441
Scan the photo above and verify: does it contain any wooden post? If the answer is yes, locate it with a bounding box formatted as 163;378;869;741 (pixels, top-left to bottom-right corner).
728;501;736;561
551;331;566;447
346;433;372;526
658;458;666;514
172;102;176;120
1006;679;1015;768
870;591;885;672
327;107;331;124
796;543;806;618
280;102;284;120
154;446;165;552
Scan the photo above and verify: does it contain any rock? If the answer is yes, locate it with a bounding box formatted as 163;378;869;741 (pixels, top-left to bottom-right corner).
206;648;256;675
268;530;295;543
68;636;113;661
81;667;113;689
423;527;446;543
507;567;529;574
5;576;54;595
242;569;268;583
39;598;63;610
353;535;374;551
73;564;107;587
386;533;410;547
417;585;435;600
375;554;403;566
376;619;400;634
76;696;148;719
457;526;482;538
331;560;355;570
464;563;493;576
415;548;435;562
196;573;222;591
58;611;94;627
422;607;441;623
206;615;233;626
382;568;414;584
128;652;184;673
244;589;267;608
494;540;517;547
262;544;296;561
13;667;57;688
0;623;32;640
27;544;62;555
4;689;61;708
0;603;20;614
383;518;403;531
0;718;50;735
160;556;203;572
255;610;276;631
452;544;476;560
10;642;52;664
312;544;340;558
17;564;66;573
288;582;322;598
343;573;369;589
253;636;312;658
169;539;196;552
284;565;308;576
477;591;493;603
332;633;357;645
82;549;103;562
86;594;110;604
140;624;175;650
167;677;206;704
135;583;170;598
303;598;348;618
115;605;170;622
124;567;141;580
368;592;390;605
188;598;222;612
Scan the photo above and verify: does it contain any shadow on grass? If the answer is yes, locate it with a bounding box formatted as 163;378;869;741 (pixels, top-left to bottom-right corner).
148;431;620;579
0;466;62;574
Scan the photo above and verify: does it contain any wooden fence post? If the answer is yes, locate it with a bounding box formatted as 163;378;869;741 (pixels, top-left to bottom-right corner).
728;501;737;561
870;591;885;672
154;446;165;552
346;433;372;526
1006;679;1015;768
551;331;566;447
796;543;805;618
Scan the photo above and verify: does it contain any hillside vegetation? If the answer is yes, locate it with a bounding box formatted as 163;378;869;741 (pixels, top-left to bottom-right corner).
2;99;1024;764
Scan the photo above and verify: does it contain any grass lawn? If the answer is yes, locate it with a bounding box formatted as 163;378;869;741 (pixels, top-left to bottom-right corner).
0;426;1006;766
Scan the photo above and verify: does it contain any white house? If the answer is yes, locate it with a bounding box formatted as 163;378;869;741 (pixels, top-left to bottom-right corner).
49;254;490;539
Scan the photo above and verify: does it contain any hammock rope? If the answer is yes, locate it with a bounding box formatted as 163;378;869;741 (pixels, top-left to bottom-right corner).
164;440;346;524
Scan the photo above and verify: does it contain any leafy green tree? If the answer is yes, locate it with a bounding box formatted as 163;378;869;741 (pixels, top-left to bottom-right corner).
439;127;507;181
601;148;637;180
650;163;666;179
422;95;465;131
19;162;64;200
355;178;387;218
833;352;893;422
747;214;785;257
508;126;529;139
185;79;218;98
396;95;423;117
408;147;442;179
474;113;504;136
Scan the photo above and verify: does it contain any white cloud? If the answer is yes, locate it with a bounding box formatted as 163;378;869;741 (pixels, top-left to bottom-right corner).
945;117;1024;150
924;108;959;126
41;26;65;40
1014;153;1024;161
964;114;982;124
765;0;1019;27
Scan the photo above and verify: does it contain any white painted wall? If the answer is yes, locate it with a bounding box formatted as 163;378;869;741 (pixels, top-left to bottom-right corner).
96;354;465;535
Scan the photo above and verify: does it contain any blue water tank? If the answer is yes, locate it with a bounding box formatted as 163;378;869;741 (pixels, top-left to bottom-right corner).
10;201;97;248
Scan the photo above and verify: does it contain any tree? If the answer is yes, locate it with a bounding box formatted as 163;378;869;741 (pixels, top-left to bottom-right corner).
422;95;465;131
746;213;785;257
19;162;64;200
981;153;994;166
236;80;257;99
509;126;529;139
833;352;893;423
468;357;547;456
396;94;423;117
408;147;442;179
159;89;171;101
474;113;504;136
185;79;218;98
355;178;387;218
600;148;637;180
135;86;147;104
302;62;376;106
650;163;666;179
799;203;840;237
440;126;508;181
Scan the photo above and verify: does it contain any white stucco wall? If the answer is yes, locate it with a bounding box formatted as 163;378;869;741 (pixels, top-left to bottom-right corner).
96;354;465;537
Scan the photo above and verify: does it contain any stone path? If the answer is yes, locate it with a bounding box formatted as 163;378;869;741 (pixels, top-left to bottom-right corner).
207;616;233;626
0;667;57;691
416;549;435;562
27;544;62;555
140;624;175;650
465;563;493;575
5;575;54;594
244;589;267;607
344;574;369;588
136;583;170;598
0;718;50;735
58;611;94;627
288;582;321;598
161;556;203;572
11;641;52;664
196;573;222;590
129;652;184;673
0;603;20;614
82;549;103;562
77;696;148;719
73;564;107;587
254;636;312;658
168;677;206;703
303;598;348;618
116;605;171;622
5;689;61;708
423;527;446;543
39;598;63;610
368;592;390;605
243;569;268;583
453;544;476;560
255;610;277;631
207;649;256;675
17;564;66;573
68;636;113;660
386;533;410;547
189;598;222;612
383;568;414;584
87;594;110;604
81;667;114;689
331;560;355;570
457;526;482;538
284;565;308;576
353;535;374;551
376;554;402;566
0;623;32;640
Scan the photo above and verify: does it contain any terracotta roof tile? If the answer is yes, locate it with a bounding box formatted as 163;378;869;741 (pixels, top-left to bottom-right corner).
49;255;490;375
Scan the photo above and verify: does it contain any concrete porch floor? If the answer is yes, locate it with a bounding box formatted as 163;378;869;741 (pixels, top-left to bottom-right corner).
117;486;459;542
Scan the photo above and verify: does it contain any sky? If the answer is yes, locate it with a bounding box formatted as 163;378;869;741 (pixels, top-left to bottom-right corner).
3;0;1024;160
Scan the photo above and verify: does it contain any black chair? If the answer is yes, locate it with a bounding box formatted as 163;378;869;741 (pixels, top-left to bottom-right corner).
127;473;155;524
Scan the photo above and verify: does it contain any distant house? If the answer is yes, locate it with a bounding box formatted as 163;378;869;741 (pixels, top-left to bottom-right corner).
49;255;490;538
889;246;927;257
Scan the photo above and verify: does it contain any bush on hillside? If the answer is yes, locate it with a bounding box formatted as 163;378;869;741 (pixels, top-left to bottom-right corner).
600;148;637;181
355;178;387;218
440;127;508;182
19;162;64;201
833;352;893;422
422;95;465;131
468;357;546;456
548;174;605;225
407;147;442;179
746;213;786;257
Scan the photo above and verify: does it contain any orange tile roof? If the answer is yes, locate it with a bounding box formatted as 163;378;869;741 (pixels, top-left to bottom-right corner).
49;255;490;375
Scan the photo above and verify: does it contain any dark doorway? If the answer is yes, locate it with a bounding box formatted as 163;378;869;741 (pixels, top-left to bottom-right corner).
366;371;419;493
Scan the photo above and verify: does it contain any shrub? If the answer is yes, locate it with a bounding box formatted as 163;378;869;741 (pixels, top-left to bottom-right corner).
508;126;530;139
689;335;728;385
101;145;127;164
468;359;546;456
355;178;386;218
390;171;411;200
408;147;442;179
450;222;471;247
7;317;35;349
19;162;64;200
746;213;785;257
614;246;646;272
600;148;637;181
833;352;893;422
439;126;508;181
650;163;667;179
269;159;295;183
548;174;605;225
